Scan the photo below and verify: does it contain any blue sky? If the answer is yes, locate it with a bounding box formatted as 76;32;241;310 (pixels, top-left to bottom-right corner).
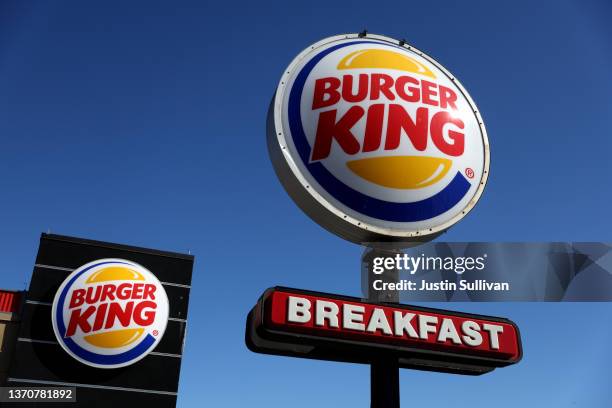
1;0;611;406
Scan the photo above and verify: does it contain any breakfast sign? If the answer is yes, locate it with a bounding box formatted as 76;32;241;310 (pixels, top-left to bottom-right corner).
247;287;521;375
251;33;519;408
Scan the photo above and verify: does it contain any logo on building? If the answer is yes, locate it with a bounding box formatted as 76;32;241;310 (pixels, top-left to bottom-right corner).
51;259;169;369
268;34;489;243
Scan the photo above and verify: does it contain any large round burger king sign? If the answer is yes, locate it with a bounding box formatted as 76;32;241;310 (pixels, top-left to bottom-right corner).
268;33;489;244
51;259;169;369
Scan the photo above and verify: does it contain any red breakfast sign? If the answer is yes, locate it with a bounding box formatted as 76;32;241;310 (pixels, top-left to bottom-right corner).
248;287;522;374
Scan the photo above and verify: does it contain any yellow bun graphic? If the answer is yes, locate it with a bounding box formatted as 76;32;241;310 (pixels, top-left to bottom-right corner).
85;267;145;283
347;156;451;189
337;49;436;78
84;328;145;348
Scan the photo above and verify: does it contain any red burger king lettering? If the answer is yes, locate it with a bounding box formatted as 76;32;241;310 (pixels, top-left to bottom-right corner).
65;283;158;337
69;283;157;308
312;75;458;109
310;73;464;162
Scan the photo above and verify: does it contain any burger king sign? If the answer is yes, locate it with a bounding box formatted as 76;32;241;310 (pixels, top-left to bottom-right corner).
267;33;489;244
51;259;169;369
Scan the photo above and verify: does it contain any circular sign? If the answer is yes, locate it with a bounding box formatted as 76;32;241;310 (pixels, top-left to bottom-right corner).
267;33;489;244
51;258;169;369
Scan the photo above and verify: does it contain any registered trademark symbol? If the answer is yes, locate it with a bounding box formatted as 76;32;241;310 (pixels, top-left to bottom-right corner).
465;168;474;179
152;330;159;336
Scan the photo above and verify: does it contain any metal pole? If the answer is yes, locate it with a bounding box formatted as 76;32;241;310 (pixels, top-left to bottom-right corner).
370;356;400;408
363;247;401;408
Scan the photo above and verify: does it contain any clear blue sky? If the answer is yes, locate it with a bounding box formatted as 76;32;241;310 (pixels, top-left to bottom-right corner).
1;0;611;406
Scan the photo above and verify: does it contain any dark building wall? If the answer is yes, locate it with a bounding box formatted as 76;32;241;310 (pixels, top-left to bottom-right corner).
5;234;194;407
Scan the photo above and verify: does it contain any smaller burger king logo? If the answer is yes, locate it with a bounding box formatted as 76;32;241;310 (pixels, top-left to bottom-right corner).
51;259;169;369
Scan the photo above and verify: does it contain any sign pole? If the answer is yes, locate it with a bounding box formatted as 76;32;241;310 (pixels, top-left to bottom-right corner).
364;247;401;408
370;357;400;408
